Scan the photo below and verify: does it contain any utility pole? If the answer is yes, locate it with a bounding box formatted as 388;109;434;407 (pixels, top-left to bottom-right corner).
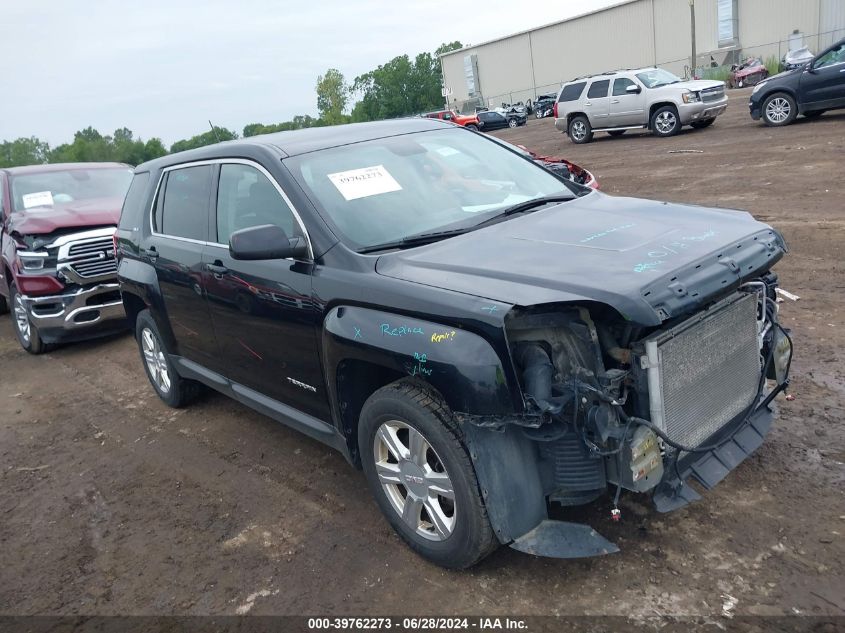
689;0;697;78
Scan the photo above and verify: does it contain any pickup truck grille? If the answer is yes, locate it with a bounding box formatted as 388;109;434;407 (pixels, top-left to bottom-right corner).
56;231;118;284
640;293;760;448
701;86;725;103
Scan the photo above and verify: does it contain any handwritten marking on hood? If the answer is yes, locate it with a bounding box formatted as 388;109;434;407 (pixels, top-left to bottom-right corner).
579;223;636;244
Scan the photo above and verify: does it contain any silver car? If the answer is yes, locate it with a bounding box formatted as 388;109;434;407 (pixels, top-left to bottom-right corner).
553;68;728;143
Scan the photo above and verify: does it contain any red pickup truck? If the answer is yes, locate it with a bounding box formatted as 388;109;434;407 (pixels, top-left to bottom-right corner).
0;162;132;353
423;109;480;131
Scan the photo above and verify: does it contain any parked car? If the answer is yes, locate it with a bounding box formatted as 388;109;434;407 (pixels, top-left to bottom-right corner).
780;46;814;72
727;57;769;88
485;135;599;188
534;93;557;118
117;118;791;569
750;38;845;126
554;67;728;143
0;163;132;353
422;109;480;131
477;110;527;130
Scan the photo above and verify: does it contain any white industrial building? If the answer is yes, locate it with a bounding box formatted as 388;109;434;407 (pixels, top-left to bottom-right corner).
440;0;845;110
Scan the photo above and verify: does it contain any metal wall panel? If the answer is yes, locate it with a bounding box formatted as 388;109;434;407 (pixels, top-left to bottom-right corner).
819;0;845;48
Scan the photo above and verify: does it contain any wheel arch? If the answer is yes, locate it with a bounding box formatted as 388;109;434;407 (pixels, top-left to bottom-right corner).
648;101;679;127
322;305;516;465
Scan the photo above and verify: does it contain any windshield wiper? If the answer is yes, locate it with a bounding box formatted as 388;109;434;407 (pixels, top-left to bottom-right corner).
471;194;574;229
357;228;470;254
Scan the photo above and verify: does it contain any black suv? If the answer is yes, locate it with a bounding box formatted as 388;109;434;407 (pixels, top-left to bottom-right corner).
750;37;845;126
117;118;792;568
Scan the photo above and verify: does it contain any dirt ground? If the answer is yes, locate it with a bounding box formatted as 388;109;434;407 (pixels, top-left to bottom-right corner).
1;88;843;618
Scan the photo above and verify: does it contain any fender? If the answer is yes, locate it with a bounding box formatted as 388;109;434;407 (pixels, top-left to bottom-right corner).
322;305;513;421
117;257;178;351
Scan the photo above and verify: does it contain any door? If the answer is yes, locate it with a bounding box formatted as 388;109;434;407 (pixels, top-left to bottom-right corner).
801;42;845;108
584;79;611;127
204;161;327;419
608;77;646;127
145;164;220;367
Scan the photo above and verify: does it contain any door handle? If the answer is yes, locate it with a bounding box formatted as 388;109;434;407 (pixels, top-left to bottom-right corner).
585;101;592;106
141;246;158;261
611;99;620;104
206;261;229;276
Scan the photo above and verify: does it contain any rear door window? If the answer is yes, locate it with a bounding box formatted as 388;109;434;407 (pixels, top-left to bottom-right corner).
158;165;212;241
587;80;610;99
558;82;586;102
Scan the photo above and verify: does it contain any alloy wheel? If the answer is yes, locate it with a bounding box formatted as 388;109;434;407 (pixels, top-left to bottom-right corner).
141;327;171;394
655;111;677;134
571;121;587;141
373;420;456;541
766;97;791;123
13;294;30;344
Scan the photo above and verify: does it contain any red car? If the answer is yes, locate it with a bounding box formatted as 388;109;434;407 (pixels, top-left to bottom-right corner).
0;162;132;353
728;57;769;88
485;136;599;189
423;109;480;131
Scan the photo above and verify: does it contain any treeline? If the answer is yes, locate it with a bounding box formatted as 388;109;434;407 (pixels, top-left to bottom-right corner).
0;41;463;168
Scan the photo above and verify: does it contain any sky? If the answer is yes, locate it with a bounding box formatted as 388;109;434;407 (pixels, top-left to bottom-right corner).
0;0;618;146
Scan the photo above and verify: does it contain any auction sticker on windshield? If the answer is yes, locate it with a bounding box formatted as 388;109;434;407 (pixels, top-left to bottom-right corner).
328;165;402;201
22;191;54;209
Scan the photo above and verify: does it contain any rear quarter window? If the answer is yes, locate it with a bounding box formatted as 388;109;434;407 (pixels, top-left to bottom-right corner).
558;82;586;102
118;171;151;230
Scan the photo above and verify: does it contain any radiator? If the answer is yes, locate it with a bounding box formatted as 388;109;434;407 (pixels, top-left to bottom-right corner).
640;292;761;448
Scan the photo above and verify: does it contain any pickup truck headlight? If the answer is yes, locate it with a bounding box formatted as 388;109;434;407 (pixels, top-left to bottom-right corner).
682;91;701;104
18;252;48;271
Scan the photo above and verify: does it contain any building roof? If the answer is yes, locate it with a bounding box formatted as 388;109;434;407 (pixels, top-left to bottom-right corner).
439;0;640;58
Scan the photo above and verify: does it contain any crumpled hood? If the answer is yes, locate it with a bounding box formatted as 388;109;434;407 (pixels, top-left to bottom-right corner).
9;197;122;235
670;79;724;92
376;192;786;326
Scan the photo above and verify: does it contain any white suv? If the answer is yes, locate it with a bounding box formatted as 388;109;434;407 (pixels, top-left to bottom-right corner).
553;68;728;143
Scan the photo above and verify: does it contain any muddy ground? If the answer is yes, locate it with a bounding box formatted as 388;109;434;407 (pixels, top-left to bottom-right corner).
1;88;843;618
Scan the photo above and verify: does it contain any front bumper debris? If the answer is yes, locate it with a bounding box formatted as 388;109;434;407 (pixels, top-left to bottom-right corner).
23;283;126;342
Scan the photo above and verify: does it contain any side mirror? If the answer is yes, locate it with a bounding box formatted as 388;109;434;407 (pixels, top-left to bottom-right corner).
626;84;642;94
229;224;308;260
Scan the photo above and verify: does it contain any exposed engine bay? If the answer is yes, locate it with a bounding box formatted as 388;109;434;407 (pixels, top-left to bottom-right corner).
504;273;792;515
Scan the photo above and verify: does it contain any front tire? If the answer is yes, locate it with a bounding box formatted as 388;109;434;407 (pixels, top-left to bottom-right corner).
651;105;680;137
568;115;593;144
135;309;201;407
762;92;797;126
9;283;49;354
465;124;478;131
358;381;497;569
507;118;518;128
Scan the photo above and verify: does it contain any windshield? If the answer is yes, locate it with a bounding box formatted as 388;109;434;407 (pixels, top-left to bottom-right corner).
635;68;682;88
11;167;133;212
286;128;577;250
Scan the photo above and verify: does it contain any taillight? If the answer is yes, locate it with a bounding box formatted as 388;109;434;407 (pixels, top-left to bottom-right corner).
553;101;559;118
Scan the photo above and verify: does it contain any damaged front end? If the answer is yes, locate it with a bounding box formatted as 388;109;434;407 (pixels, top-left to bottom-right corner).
461;275;792;559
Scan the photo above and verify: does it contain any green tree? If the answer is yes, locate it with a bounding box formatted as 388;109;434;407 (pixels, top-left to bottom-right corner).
0;137;50;167
350;41;463;122
316;68;349;125
170;126;238;154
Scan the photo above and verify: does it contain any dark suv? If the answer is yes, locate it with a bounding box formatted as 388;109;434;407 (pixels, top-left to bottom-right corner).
750;37;845;126
117;118;792;568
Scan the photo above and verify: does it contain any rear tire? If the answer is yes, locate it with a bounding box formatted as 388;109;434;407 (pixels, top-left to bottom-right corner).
507;118;518;128
691;118;715;129
9;283;49;354
358;381;497;569
762;92;797;126
135;309;201;408
568;115;593;144
607;130;626;137
651;105;680;137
